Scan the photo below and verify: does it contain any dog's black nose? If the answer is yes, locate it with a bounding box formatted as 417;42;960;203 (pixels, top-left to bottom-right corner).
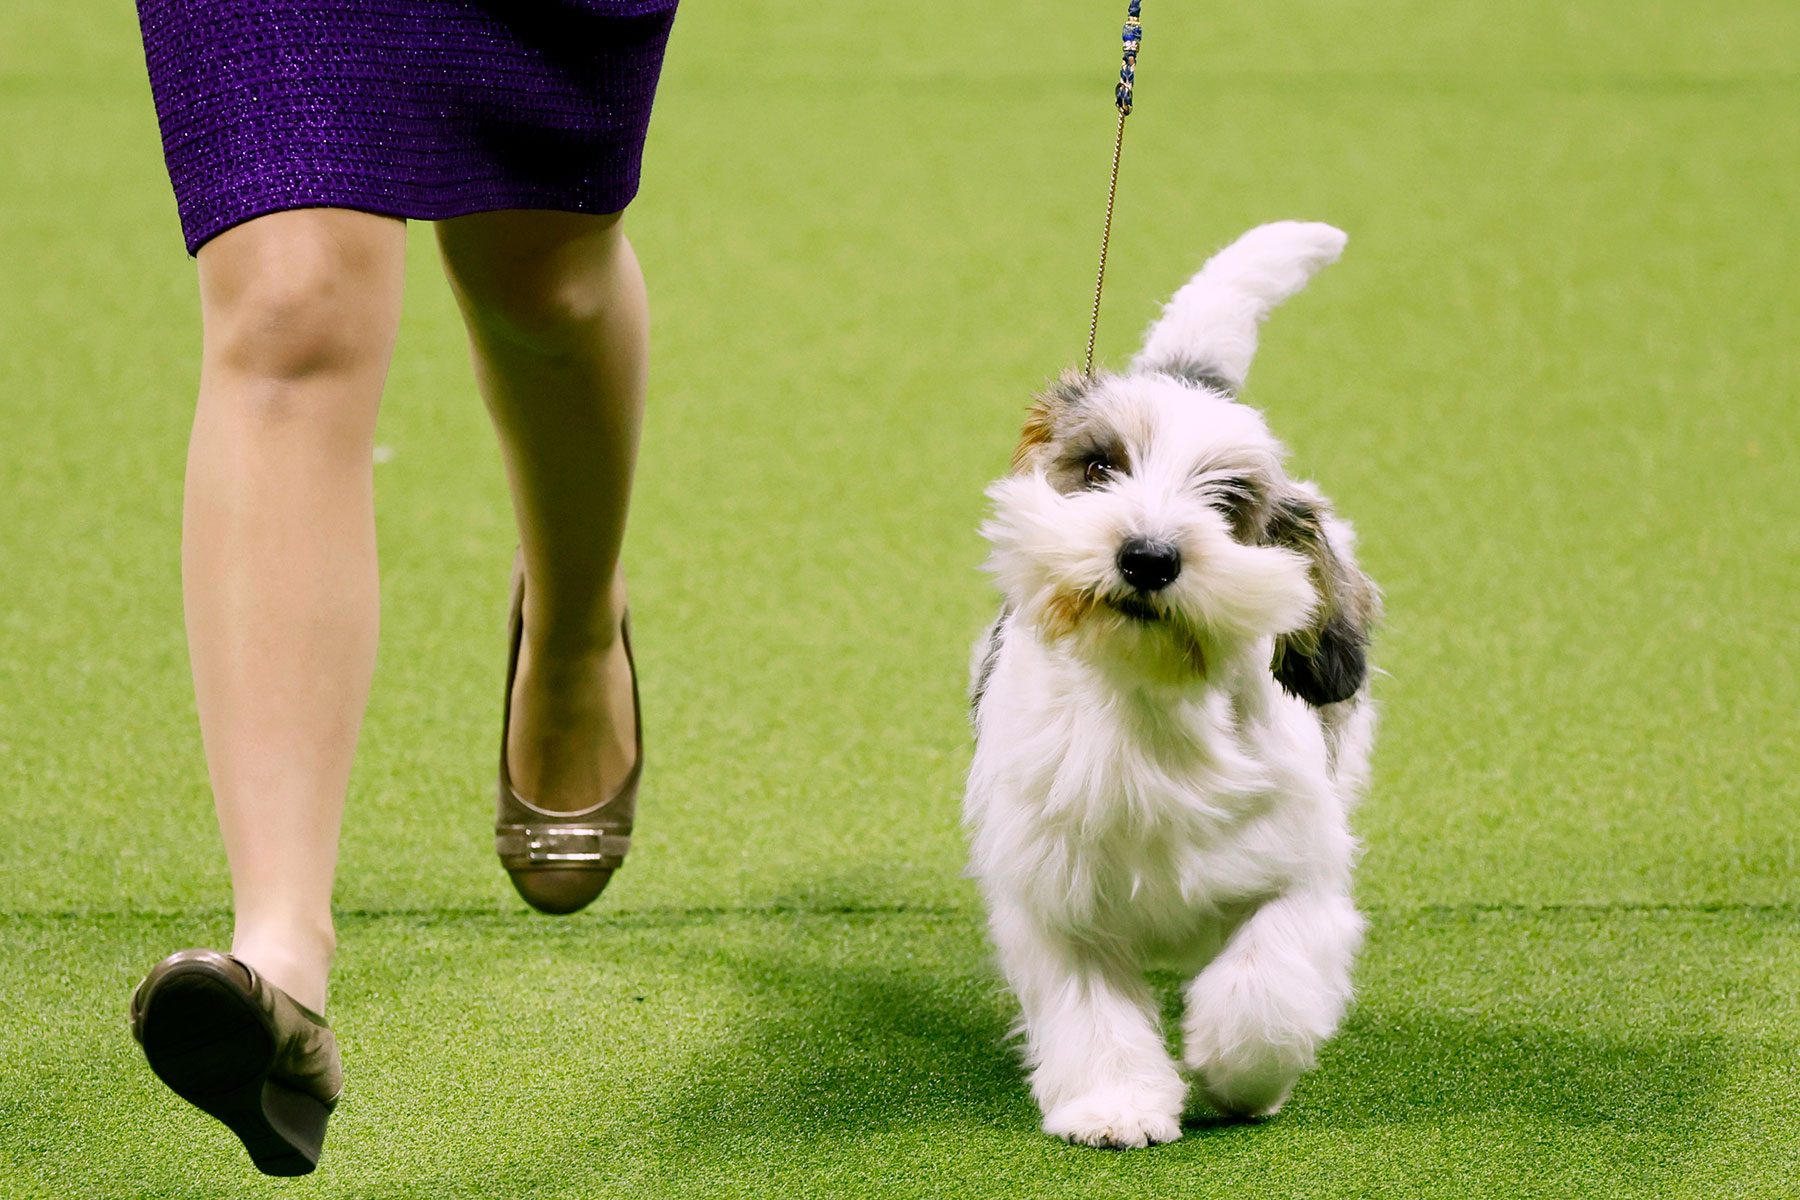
1117;538;1181;592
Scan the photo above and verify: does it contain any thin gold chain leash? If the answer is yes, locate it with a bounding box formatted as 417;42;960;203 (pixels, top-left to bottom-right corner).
1084;0;1142;377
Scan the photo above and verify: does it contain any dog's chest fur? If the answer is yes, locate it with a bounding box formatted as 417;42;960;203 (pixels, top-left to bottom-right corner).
968;619;1349;966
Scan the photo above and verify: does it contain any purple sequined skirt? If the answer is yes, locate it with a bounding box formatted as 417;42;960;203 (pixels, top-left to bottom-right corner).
136;0;679;254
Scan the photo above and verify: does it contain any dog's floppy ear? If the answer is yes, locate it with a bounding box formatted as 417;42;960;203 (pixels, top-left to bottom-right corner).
1011;370;1092;473
1264;487;1379;706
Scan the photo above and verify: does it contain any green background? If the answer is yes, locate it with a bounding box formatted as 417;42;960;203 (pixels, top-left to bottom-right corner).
2;1;1796;1195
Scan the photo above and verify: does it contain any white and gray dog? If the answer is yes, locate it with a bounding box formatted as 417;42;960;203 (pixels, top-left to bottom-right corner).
965;222;1379;1149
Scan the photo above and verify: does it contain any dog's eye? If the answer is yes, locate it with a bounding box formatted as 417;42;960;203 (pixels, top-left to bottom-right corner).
1208;476;1250;504
1083;458;1116;488
1206;476;1256;521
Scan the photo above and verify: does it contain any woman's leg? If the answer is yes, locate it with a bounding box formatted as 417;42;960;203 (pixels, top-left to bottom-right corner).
185;208;407;1012
435;210;644;814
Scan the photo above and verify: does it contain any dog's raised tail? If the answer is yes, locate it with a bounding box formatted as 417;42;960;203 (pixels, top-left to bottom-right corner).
1131;221;1347;395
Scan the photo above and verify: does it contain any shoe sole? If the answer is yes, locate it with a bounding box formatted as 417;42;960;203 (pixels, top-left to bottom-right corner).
136;962;330;1176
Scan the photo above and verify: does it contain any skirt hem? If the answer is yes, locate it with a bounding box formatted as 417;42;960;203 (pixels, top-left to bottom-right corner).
179;180;646;255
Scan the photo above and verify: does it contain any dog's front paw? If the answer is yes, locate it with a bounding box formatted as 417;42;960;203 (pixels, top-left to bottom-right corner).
1043;1090;1182;1150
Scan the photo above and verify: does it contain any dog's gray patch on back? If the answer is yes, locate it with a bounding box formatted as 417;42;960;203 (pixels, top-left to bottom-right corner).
1151;355;1239;397
1044;371;1099;410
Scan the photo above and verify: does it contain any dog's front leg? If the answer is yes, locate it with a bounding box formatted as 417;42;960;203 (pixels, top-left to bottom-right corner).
992;904;1185;1148
1181;887;1364;1118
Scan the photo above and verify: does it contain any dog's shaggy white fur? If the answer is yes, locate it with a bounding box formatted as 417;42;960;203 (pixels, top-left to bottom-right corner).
965;222;1379;1149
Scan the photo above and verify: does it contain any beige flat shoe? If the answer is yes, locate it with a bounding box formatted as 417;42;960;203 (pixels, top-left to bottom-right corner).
129;949;341;1177
494;562;642;915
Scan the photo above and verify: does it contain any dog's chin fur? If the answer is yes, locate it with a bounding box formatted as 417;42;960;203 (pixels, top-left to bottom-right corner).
964;221;1379;1151
1037;591;1213;688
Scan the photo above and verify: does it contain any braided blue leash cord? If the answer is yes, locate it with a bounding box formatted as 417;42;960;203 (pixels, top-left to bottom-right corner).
1117;0;1141;113
1085;0;1142;375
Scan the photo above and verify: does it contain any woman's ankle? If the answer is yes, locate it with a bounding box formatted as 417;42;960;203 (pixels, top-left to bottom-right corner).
507;622;638;813
519;584;626;666
230;920;335;1013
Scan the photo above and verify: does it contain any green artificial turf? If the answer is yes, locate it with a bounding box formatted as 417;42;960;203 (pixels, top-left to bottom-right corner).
2;1;1797;1196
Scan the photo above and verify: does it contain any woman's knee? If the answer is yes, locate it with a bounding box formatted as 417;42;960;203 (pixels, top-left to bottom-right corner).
198;209;406;385
436;209;628;352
